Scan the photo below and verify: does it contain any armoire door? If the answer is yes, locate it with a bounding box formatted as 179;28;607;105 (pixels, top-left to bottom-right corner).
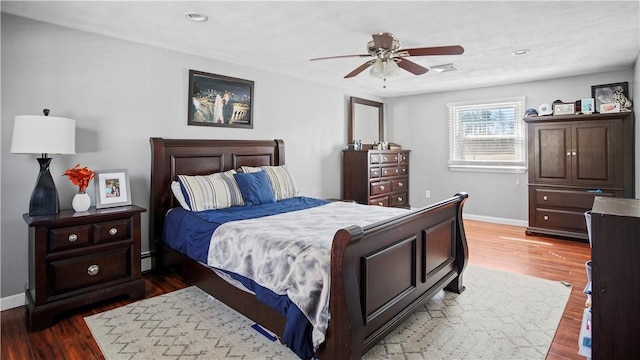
571;120;618;188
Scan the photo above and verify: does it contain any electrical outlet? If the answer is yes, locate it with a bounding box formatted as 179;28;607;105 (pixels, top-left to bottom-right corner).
425;190;431;198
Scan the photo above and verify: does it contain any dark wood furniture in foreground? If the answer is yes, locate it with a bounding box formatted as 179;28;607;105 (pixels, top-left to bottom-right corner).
1;220;592;360
23;205;146;331
150;138;468;359
343;149;411;208
524;112;635;241
591;196;640;358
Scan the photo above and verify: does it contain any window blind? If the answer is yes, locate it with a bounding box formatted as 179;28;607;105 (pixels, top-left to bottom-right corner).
448;97;526;173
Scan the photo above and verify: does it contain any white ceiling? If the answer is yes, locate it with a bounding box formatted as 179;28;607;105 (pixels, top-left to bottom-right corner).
2;1;639;98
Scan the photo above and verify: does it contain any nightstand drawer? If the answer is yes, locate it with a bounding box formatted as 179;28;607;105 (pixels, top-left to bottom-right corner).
50;225;91;252
49;247;131;295
93;219;131;243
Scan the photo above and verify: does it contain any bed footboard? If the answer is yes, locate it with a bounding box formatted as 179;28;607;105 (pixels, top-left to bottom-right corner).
318;192;469;359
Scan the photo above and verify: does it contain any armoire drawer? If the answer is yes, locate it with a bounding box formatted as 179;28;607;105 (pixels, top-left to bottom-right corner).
534;188;615;209
534;208;589;232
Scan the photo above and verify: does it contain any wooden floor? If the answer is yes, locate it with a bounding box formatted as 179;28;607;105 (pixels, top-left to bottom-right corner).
1;220;590;360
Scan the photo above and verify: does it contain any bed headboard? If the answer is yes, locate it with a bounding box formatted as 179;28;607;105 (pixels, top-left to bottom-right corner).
149;138;285;257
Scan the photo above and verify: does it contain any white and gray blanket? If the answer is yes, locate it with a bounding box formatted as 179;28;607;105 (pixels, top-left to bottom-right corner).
206;201;408;349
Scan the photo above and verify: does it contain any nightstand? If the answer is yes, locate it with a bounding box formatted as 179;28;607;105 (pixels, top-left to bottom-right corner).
23;205;146;331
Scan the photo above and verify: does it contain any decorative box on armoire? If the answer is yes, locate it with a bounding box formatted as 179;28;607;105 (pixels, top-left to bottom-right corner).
524;112;634;240
343;149;410;208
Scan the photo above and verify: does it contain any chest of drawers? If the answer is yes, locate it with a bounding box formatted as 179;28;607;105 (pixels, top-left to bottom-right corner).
343;149;410;208
23;205;146;331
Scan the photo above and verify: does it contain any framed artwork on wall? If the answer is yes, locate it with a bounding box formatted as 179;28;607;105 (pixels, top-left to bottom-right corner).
94;169;132;209
591;82;629;112
187;69;254;128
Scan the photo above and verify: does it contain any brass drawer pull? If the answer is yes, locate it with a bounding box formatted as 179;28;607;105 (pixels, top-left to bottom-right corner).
87;265;100;276
566;152;571;156
379;185;385;191
378;202;384;206
398;182;403;187
398;197;403;202
68;234;78;242
543;195;548;201
544;215;549;221
395;169;399;173
382;156;387;161
109;228;118;236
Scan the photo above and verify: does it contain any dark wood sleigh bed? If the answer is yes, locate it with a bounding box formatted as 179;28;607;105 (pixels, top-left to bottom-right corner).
149;137;469;359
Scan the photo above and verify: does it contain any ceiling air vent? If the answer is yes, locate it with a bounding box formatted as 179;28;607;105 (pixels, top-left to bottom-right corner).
430;63;460;73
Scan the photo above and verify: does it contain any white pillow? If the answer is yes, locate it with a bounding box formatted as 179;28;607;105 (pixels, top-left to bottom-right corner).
171;181;191;211
178;170;244;211
241;165;299;201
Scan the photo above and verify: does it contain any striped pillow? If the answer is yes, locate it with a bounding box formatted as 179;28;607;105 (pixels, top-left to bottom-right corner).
177;170;244;211
241;165;299;201
171;181;191;210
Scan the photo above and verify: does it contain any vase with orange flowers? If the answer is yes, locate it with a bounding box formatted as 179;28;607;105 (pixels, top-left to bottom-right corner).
63;164;95;212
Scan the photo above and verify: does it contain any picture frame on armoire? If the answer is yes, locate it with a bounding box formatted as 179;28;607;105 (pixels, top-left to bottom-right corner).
591;82;629;112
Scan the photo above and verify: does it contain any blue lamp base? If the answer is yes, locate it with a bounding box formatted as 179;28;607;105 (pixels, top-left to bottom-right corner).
29;157;60;216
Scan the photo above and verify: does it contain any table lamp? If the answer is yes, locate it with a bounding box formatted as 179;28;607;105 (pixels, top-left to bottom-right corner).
11;109;76;216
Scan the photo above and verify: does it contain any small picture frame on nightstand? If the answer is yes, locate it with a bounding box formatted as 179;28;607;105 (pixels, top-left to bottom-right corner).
94;169;132;209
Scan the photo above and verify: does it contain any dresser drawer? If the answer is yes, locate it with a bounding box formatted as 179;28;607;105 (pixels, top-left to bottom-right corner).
370;167;381;179
398;153;408;164
391;178;408;192
390;192;408;207
381;166;400;178
48;247;131;295
535;188;615;209
370;181;391;196
370;154;380;164
380;153;398;164
93;219;131;244
50;225;91;252
370;196;389;207
534;208;588;232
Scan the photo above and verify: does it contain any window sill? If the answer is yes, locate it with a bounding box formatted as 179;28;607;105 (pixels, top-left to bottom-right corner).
448;164;527;174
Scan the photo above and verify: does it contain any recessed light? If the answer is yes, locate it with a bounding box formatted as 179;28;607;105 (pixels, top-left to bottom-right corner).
512;49;531;56
184;12;208;22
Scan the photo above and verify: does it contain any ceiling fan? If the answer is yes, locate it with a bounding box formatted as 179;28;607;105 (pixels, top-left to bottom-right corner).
310;32;464;86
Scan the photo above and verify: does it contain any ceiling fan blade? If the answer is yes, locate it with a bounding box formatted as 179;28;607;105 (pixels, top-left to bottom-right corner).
396;58;429;75
344;59;376;78
399;45;465;57
310;54;370;61
372;33;394;50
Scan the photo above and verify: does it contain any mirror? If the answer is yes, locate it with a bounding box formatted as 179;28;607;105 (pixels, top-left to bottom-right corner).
348;97;384;146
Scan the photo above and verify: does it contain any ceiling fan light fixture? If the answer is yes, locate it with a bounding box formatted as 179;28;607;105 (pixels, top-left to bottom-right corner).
369;59;399;78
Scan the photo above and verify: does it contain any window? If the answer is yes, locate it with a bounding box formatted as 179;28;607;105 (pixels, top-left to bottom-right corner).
448;97;526;173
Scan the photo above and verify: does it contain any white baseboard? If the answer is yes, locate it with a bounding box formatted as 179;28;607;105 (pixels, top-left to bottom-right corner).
463;213;528;227
1;251;155;312
1;292;25;311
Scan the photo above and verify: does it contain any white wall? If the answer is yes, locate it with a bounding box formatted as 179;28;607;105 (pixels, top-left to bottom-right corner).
386;69;636;222
0;14;378;301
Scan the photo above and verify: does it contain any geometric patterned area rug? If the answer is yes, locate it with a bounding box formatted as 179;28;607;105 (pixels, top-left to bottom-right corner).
85;265;571;360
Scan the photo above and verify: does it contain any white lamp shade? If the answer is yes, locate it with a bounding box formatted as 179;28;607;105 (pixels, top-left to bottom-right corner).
11;115;76;155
